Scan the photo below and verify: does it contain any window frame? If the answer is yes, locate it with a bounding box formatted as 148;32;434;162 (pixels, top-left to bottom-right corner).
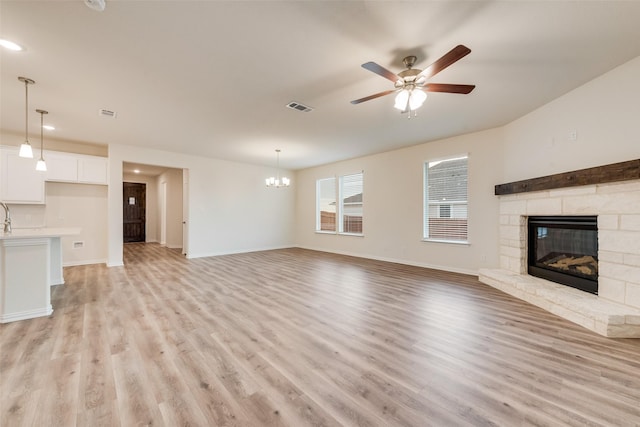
315;176;337;233
338;171;364;236
423;154;469;244
315;171;364;237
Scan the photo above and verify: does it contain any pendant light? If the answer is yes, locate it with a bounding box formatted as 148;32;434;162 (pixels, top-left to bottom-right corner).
18;76;35;158
265;149;290;188
35;109;48;172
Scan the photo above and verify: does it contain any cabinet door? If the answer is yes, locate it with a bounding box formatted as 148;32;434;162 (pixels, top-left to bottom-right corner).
45;153;78;182
78;157;108;184
0;149;45;204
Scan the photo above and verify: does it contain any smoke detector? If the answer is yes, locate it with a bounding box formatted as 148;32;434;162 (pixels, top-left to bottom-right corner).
84;0;105;12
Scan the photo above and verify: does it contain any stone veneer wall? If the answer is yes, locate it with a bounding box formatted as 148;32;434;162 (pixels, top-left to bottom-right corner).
498;179;640;310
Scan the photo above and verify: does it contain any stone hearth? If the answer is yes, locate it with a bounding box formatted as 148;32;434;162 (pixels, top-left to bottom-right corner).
479;178;640;338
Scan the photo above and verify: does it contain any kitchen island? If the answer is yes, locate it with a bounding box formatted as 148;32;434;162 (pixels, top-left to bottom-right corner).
0;227;80;323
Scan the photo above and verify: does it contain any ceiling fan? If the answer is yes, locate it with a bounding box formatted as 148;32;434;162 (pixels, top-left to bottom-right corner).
351;44;475;115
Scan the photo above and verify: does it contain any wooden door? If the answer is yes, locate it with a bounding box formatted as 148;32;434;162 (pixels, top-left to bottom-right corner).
123;182;146;243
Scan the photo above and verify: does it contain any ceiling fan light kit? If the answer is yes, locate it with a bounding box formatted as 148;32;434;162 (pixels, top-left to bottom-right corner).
352;45;475;117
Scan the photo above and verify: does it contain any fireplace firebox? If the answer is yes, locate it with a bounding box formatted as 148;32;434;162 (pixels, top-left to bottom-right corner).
528;216;598;294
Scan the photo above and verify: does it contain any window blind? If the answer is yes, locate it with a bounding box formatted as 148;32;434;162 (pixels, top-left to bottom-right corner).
339;172;363;234
424;156;468;242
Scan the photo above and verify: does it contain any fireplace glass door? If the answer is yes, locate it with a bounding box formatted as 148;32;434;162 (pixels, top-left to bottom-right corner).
528;216;598;294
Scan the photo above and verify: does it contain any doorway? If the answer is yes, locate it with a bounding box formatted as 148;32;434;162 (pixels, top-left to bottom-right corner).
123;182;146;243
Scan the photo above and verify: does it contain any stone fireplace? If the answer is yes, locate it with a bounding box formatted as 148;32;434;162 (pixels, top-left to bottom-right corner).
479;160;640;338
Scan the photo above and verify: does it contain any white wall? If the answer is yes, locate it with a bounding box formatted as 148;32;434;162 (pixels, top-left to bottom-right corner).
44;182;108;265
503;55;640;182
123;173;159;243
157;168;183;249
295;128;504;275
108;144;296;266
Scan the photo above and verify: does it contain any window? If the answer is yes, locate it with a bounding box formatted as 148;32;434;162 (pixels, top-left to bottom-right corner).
316;177;336;232
339;172;363;234
424;155;468;242
316;172;364;235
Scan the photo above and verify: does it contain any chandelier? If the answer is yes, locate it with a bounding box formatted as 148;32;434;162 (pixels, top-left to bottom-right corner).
265;149;290;188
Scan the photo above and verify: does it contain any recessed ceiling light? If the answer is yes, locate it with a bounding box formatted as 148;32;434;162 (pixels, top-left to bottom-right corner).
43;125;55;131
0;39;23;51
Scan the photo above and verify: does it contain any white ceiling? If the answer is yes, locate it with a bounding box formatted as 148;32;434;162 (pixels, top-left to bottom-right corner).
2;1;640;171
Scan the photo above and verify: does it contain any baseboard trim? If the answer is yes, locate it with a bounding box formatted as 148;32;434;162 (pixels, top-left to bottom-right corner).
186;245;295;260
64;259;108;267
294;245;478;277
0;305;53;323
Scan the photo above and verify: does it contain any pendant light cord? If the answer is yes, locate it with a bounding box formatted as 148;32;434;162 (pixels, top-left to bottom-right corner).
24;79;29;141
40;111;43;158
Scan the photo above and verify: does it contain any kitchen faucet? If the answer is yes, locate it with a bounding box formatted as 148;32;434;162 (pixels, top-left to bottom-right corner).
1;202;11;233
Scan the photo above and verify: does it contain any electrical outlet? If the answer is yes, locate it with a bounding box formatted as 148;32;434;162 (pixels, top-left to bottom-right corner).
569;130;577;141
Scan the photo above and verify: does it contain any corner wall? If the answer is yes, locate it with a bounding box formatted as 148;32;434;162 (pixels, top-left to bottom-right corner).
503;55;640;182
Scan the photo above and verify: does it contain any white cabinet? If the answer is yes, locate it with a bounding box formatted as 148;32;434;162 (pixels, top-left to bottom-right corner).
78;156;108;184
45;152;79;182
45;152;108;185
1;147;108;204
0;148;45;204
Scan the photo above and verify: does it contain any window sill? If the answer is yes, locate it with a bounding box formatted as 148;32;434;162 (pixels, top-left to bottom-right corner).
314;231;364;237
422;238;470;246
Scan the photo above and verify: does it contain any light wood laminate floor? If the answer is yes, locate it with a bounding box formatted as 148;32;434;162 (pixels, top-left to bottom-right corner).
1;244;639;426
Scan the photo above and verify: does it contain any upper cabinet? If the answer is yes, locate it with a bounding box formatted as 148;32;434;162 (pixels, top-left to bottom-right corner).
1;146;108;204
46;152;79;183
46;152;108;185
0;148;46;204
78;156;108;184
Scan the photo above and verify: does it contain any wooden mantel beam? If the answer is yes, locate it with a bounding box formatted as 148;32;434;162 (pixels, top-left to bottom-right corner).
494;159;640;196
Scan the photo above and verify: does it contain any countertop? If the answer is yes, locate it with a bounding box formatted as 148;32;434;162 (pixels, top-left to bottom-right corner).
0;227;81;240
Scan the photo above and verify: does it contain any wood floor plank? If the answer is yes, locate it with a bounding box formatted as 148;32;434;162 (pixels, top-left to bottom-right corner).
1;243;640;426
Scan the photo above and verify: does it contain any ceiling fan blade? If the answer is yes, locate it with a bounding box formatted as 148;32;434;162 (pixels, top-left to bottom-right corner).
417;45;472;80
424;83;476;94
351;89;398;105
361;62;401;83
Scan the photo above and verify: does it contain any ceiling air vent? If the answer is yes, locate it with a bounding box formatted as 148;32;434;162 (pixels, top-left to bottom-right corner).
98;109;117;119
286;101;313;113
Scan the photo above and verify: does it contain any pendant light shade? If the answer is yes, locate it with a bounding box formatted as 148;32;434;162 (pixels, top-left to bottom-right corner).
409;89;427;110
266;149;290;188
394;89;409;110
35;109;48;172
18;77;35;158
